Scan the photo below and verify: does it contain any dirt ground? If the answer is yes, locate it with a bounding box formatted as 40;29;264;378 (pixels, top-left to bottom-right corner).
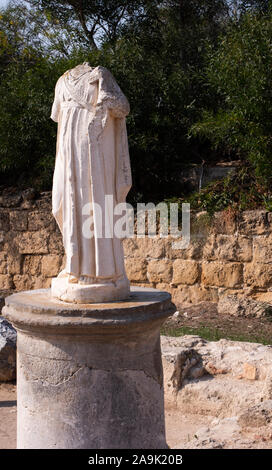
163;302;272;345
0;383;16;449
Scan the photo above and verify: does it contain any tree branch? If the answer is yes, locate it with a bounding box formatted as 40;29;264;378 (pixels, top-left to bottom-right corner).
68;0;98;49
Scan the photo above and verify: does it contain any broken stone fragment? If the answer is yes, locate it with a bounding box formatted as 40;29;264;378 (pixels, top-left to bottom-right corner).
0;318;17;382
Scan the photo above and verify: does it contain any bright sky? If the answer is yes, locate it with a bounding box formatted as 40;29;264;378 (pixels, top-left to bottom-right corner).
0;0;9;9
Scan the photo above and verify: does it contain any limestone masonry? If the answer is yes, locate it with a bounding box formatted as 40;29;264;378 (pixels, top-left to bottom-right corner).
0;190;271;308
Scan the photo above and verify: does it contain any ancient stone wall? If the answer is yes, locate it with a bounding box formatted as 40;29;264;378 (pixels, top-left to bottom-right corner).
0;190;271;308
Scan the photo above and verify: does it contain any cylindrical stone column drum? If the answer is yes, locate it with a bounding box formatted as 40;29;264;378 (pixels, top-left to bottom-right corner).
3;287;175;449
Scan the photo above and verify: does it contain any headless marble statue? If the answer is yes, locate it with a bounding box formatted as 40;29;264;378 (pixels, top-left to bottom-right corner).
50;63;132;303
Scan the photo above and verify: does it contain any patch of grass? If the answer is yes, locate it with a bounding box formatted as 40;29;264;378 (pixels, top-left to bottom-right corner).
161;325;272;346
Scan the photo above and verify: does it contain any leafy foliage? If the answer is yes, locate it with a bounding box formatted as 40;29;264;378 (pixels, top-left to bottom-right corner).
165;165;272;215
0;0;271;208
0;0;229;200
191;8;272;187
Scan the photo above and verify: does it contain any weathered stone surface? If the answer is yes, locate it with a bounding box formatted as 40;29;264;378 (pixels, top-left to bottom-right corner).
166;237;203;260
202;261;243;288
23;255;42;276
124;237;165;259
0;275;12;290
190;212;212;240
244;263;272;288
9;211;28;231
14;231;49;254
172;260;199;285
32;277;52;289
167;348;204;391
238;400;272;428
0;318;16;382
218;294;272;318
41;255;62;278
13;274;33;291
48;232;64;254
203;235;252;262
211;210;237;235
0;232;5;251
28;211;55;231
162;335;272;418
0;253;7;275
7;255;22;276
243;363;257;380
147;259;172;283
0;212;9;231
238;210;270;235
22;188;36;202
172;284;219;306
125;257;147;281
0;193;22;208
253;235;272;264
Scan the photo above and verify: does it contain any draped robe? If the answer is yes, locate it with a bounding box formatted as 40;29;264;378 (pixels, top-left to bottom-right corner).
50;64;132;282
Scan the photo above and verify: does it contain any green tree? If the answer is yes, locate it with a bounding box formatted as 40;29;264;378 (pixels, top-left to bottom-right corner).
2;0;270;202
0;0;229;200
191;8;272;186
23;0;162;49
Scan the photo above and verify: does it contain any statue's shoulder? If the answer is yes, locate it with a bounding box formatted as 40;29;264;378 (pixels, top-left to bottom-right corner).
94;66;113;78
94;65;108;73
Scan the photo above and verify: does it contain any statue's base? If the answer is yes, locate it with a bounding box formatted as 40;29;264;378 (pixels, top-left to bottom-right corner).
51;276;130;303
3;287;176;449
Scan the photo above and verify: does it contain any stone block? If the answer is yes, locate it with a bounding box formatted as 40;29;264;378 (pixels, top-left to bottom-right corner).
23;255;42;276
166;237;203;260
32;277;52;289
172;260;199;285
48;232;64;254
28;211;56;231
13;274;33;291
123;237;165;259
125;258;147;282
7;254;22;275
41;255;62;278
253;236;272;264
211;210;237;235
147;259;172;283
0;211;10;231
201;261;243;288
243;363;257;381
203;235;252;262
268;212;272;230
0;275;13;290
238;210;269;236
15;231;49;254
244;263;272;288
172;284;219;306
9;210;28;231
0;253;7;275
0;193;21;208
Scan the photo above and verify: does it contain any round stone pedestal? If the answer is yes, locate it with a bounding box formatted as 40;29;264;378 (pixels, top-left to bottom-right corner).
3;287;175;449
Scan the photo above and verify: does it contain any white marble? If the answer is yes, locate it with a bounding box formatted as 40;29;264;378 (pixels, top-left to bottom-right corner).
50;63;132;303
